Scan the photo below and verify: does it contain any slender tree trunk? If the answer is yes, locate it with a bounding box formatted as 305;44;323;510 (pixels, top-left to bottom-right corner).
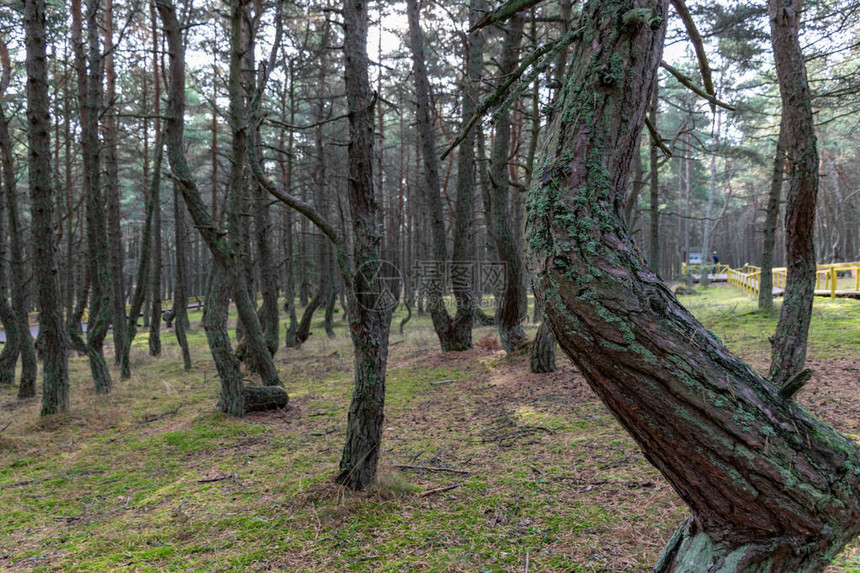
26;0;70;415
488;14;526;353
0;119;20;385
405;0;467;351
768;0;818;384
449;0;486;349
525;0;860;568
701;109;722;288
648;83;660;275
148;0;162;358
122;131;162;379
768;0;819;388
173;183;192;370
0;106;37;396
104;0;126;366
335;0;394;490
758;123;785;314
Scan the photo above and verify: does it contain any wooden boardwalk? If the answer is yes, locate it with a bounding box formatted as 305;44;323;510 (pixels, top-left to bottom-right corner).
727;262;860;300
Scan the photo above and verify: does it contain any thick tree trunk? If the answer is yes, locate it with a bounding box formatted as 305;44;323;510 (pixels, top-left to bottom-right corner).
243;385;288;412
758;123;785;314
525;0;860;568
26;0;70;415
767;0;819;388
488;14;527;354
334;0;394;490
205;262;245;417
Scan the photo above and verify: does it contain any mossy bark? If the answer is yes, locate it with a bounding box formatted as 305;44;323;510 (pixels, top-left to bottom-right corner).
157;0;283;408
334;0;394;490
525;0;860;569
767;0;818;388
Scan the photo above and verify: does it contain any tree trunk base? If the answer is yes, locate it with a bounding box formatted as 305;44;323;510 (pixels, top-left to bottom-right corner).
656;517;839;573
243;386;288;412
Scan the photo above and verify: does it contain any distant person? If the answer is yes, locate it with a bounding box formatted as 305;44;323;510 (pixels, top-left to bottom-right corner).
712;251;719;273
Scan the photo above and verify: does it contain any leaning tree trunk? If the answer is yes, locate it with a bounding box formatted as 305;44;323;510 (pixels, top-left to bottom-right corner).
405;0;468;351
525;0;860;569
25;0;70;415
767;0;819;388
758;122;785;314
157;0;285;412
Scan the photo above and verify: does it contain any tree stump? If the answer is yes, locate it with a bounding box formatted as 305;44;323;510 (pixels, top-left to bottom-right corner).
242;386;288;412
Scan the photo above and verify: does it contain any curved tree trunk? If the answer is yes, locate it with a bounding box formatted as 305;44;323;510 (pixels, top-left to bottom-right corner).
405;0;469;352
173;183;192;370
529;320;556;374
525;0;860;569
157;0;284;403
767;0;819;388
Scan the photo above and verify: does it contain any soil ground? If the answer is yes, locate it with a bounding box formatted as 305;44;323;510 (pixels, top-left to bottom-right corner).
0;284;858;571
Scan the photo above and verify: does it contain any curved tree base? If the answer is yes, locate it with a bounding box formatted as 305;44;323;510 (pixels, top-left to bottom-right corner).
656;516;843;573
529;321;556;373
243;386;288;412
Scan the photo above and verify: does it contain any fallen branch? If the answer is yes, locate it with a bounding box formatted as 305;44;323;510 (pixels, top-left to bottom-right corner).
395;464;471;475
139;404;182;424
430;379;456;386
418;483;462;497
197;474;232;483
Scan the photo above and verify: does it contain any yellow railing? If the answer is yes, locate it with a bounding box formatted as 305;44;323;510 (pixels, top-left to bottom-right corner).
727;262;860;299
680;262;732;276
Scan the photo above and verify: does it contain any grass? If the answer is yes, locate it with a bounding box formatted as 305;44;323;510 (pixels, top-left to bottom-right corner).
0;284;858;571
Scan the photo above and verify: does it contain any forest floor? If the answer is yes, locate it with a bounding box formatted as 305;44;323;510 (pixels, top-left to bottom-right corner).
0;284;859;572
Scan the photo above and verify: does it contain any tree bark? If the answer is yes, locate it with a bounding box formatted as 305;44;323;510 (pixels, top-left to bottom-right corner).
156;0;284;410
173;183;192;370
334;0;394;490
104;0;127;366
767;0;819;388
26;0;70;415
525;0;860;568
529;319;556;374
148;0;162;358
0;104;37;396
488;14;527;353
758;123;785;314
405;0;469;351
